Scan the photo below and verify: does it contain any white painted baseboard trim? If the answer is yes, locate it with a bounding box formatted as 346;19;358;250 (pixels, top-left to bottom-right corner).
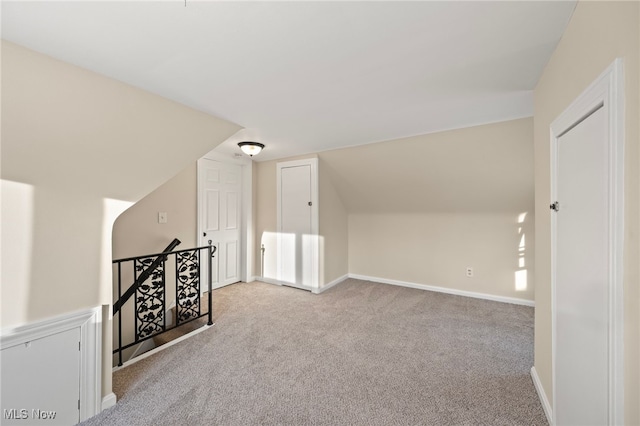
113;324;214;372
0;306;103;421
256;276;282;286
531;367;552;425
257;276;314;292
313;274;349;294
245;275;258;283
348;274;535;307
129;338;156;360
101;393;117;411
205;281;243;293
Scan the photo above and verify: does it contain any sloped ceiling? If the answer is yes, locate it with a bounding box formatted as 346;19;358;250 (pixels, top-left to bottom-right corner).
319;117;534;214
1;1;575;162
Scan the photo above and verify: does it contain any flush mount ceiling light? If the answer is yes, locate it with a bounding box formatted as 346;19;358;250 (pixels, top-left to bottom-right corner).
238;141;265;157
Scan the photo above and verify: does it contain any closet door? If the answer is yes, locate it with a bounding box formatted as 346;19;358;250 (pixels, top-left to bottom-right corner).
277;158;318;291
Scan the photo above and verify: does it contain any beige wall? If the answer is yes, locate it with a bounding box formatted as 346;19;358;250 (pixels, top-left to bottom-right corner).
532;1;639;422
112;163;198;259
0;41;240;400
319;159;349;286
254;119;533;299
255;159;279;280
319;118;534;215
324;118;535;301
349;212;534;301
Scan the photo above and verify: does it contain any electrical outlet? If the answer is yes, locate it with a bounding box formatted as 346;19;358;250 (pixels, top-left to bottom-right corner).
158;212;168;224
466;267;474;277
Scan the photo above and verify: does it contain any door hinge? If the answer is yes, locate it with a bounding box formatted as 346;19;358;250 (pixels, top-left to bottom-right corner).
78;341;81;351
550;201;560;212
78;399;80;410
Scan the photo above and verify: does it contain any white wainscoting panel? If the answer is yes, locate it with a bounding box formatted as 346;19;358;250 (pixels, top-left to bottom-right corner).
0;307;102;424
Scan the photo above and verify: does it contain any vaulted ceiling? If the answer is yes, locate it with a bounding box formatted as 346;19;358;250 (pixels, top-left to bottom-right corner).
2;1;575;162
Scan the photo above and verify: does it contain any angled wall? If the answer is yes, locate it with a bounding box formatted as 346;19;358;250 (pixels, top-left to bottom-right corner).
319;158;349;286
325;118;535;303
112;163;199;260
1;41;241;401
253;118;534;302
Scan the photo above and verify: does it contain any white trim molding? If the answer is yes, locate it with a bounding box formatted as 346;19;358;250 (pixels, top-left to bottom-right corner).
112;324;214;372
0;307;103;422
257;276;282;287
258;276;313;292
258;274;533;305
101;393;117;411
312;274;349;294
349;274;535;306
531;367;552;424
549;58;624;426
257;274;348;294
129;338;156;360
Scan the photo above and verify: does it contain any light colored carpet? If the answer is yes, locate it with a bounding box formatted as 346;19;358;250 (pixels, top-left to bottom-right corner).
83;279;547;426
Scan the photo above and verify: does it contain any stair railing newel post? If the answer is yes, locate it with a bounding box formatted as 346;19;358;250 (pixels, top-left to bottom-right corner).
162;256;167;333
207;244;213;326
117;262;123;367
133;258;139;345
174;252;179;329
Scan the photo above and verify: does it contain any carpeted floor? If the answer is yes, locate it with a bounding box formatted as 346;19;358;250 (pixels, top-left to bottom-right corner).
83;279;547;426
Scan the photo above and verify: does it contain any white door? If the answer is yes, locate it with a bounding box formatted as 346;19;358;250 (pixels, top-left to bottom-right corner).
198;159;241;290
554;106;609;425
1;328;81;425
277;159;318;290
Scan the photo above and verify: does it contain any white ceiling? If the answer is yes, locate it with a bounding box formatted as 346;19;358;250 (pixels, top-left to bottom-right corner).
2;1;575;162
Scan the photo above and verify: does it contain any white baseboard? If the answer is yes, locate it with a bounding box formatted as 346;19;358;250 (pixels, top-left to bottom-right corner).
258;275;347;294
129;338;156;360
245;275;258;283
348;274;535;307
257;274;534;306
256;276;283;286
101;393;117;411
113;324;214;372
313;274;349;294
531;366;552;424
257;276;313;292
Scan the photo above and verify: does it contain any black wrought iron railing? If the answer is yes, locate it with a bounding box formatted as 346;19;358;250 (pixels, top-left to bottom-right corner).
112;243;216;366
113;238;182;316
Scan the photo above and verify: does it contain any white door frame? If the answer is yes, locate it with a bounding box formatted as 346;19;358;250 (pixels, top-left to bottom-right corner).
276;157;319;292
197;152;254;284
550;58;624;425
